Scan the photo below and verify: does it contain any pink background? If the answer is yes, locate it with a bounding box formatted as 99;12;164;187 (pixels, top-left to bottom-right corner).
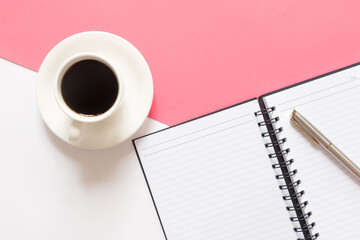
1;0;360;125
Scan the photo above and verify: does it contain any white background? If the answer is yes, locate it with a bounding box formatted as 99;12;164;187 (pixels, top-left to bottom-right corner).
0;58;167;240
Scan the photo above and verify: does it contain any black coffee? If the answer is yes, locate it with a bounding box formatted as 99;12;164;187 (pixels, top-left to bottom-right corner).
61;59;118;116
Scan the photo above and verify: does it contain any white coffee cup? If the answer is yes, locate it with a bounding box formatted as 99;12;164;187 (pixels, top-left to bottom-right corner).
37;31;153;149
54;52;124;141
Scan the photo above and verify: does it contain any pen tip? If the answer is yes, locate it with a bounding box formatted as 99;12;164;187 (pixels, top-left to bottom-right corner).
291;109;297;119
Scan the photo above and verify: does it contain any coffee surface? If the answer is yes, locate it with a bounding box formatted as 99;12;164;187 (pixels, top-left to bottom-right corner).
61;60;118;116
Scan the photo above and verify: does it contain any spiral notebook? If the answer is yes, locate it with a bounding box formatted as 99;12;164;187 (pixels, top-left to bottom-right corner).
133;62;360;240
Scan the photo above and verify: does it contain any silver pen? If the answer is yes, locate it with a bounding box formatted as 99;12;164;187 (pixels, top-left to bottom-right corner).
290;109;360;180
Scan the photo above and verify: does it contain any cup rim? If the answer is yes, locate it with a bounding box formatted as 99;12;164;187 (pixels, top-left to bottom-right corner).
54;52;124;123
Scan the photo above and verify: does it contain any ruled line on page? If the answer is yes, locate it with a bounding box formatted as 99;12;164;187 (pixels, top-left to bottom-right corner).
165;190;278;228
280;92;358;120
134;100;295;240
143;120;253;157
144;125;259;163
281;84;360;112
147;139;264;179
141;113;250;151
277;77;360;107
160;186;275;214
149;149;265;186
153;155;269;200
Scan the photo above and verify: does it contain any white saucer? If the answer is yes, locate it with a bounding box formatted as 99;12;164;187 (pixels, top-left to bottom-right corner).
36;31;153;149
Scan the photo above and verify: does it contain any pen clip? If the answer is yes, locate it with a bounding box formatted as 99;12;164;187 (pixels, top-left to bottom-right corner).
290;112;319;146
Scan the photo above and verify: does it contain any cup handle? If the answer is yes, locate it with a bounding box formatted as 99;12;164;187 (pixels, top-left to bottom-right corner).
69;120;86;141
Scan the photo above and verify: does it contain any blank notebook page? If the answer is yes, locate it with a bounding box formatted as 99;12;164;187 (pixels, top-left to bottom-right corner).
263;64;360;239
134;100;295;240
